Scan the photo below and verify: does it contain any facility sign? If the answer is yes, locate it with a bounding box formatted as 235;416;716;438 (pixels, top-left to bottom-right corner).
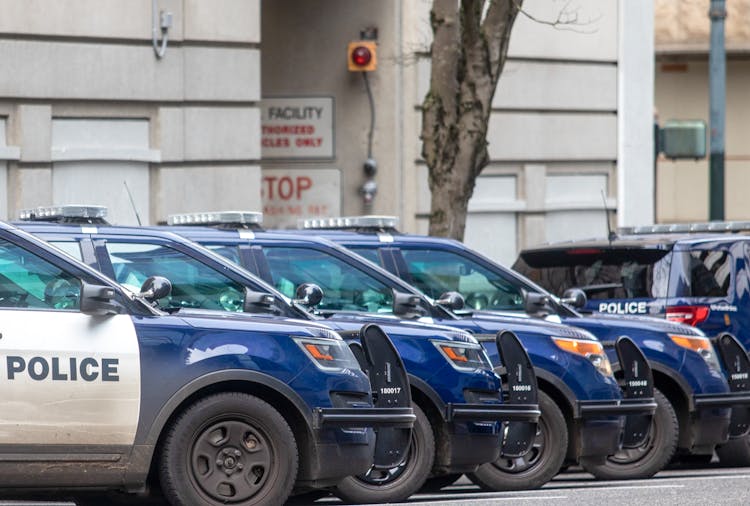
261;168;340;228
261;97;334;160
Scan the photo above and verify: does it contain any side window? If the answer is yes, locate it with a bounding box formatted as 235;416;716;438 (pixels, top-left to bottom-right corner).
204;244;242;265
0;238;81;310
105;242;246;312
262;247;394;313
401;248;524;310
349;247;382;266
686;249;731;297
48;241;84;262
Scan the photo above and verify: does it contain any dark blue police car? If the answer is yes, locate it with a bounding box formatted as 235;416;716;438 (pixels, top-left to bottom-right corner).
15;206;541;503
515;221;750;466
291;215;750;480
150;212;658;491
0;219;416;506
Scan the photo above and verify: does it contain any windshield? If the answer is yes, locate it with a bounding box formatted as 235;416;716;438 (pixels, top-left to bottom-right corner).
515;247;671;300
105;242;250;312
261;246;396;314
398;248;525;311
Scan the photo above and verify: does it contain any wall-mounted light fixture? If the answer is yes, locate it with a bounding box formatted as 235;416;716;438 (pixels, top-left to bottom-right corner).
152;0;173;59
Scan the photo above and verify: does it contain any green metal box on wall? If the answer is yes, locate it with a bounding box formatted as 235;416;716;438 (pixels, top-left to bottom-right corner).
660;120;707;159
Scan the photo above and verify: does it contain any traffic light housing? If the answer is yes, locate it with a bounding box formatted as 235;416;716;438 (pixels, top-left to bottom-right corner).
348;41;377;72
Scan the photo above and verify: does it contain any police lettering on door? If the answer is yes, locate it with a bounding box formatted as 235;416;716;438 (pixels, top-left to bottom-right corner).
4;356;119;381
598;301;648;315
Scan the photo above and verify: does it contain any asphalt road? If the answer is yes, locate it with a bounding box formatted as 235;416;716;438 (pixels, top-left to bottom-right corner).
0;465;748;505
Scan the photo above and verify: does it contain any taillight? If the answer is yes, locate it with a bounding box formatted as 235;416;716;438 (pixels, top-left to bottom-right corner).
665;305;710;326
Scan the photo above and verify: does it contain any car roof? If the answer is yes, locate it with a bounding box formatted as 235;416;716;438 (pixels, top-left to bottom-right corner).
292;228;466;247
519;233;750;254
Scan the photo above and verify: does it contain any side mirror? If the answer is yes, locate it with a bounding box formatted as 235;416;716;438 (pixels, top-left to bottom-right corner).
80;282;119;316
243;288;279;313
393;290;427;319
436;291;465;311
139;276;172;302
561;288;587;309
523;289;550;316
293;283;324;308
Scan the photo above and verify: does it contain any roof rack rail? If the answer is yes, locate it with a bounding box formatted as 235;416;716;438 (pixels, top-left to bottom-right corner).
619;221;750;235
18;205;110;225
167;211;264;230
299;215;400;232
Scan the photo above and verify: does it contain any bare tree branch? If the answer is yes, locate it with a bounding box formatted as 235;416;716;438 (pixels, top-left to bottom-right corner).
513;0;602;33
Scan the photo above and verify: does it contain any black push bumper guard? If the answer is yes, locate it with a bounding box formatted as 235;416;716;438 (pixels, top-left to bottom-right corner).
445;402;541;423
312;407;416;429
693;392;750;409
576;398;658;418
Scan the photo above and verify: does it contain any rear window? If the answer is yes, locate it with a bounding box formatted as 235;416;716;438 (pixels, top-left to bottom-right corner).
670;248;731;297
514;248;671;300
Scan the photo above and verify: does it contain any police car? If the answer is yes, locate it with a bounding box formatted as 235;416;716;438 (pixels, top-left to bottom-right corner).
151;212;657;491
0;219;418;506
290;215;750;479
515;221;750;466
15;206;541;503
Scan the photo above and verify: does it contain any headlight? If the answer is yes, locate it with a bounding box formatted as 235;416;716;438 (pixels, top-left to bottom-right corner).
552;337;613;377
432;340;491;371
294;337;360;371
669;334;722;371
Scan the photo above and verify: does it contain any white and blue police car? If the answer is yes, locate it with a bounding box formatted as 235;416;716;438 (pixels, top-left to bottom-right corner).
0;219;414;506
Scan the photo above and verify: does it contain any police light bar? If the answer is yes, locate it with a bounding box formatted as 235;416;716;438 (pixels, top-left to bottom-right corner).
167;211;263;227
19;205;108;222
620;221;750;235
299;215;399;230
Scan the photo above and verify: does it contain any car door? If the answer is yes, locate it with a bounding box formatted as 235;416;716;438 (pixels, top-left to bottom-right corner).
0;233;141;448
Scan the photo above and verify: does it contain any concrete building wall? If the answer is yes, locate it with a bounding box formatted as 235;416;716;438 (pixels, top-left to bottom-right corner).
1;1;654;265
260;0;654;264
0;0;262;225
655;59;750;222
654;0;750;223
407;0;650;263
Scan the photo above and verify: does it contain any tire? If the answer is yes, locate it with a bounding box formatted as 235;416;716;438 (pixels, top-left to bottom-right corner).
159;392;298;506
333;402;435;503
468;391;567;491
717;435;750;467
580;388;678;480
419;473;462;492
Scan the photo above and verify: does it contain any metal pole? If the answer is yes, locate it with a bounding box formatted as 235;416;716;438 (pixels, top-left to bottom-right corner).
709;0;726;221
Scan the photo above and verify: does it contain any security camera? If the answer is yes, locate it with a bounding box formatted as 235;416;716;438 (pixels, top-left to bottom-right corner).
363;158;377;177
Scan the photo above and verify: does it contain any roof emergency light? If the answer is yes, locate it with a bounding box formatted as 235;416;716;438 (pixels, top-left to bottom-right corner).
620;221;750;235
167;211;264;228
348;41;377;72
19;205;109;224
300;215;399;230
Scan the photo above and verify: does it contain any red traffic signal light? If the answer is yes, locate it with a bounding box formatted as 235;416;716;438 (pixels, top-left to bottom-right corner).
348;41;377;72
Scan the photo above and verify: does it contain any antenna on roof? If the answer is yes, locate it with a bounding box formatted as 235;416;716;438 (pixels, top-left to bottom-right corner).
601;189;616;244
124;181;142;226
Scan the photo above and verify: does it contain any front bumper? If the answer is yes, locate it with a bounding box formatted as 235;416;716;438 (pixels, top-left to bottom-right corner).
574;398;657;459
577;398;658;418
433;402;541;474
689;391;750;448
296;406;416;487
446;402;540;423
313;407;415;429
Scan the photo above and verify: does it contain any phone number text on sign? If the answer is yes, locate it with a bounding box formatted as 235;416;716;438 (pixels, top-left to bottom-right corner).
261;169;341;229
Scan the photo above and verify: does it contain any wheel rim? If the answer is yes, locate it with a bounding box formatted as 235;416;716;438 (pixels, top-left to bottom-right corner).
607;419;658;465
355;432;416;486
492;417;548;474
190;419;274;503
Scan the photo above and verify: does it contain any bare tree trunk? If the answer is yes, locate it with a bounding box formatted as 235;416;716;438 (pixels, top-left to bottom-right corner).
422;0;522;240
